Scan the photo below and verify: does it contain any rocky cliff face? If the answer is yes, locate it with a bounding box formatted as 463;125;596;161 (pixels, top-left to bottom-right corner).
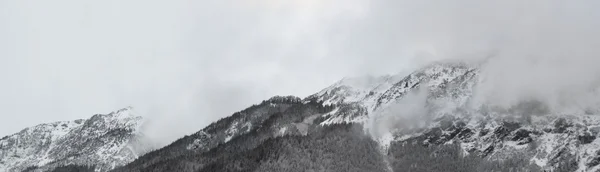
0;107;151;172
315;62;600;171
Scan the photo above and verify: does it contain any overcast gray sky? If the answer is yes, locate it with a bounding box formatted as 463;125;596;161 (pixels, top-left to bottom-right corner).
0;0;418;142
2;0;600;145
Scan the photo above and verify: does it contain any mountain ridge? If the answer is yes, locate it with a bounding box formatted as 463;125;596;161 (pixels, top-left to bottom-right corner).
0;107;151;172
5;60;600;172
115;61;600;171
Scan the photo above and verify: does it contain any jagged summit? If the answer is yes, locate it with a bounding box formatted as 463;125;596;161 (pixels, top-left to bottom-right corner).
307;75;402;106
310;62;476;113
310;61;600;171
108;106;134;115
0;107;148;172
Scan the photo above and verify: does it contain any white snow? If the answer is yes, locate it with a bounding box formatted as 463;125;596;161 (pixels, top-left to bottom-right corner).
0;107;145;172
279;127;288;136
224;121;239;143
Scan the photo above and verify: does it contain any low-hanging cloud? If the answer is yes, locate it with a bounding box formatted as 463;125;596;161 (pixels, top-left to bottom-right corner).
363;0;600;138
369;87;430;139
2;0;600;146
351;0;600;113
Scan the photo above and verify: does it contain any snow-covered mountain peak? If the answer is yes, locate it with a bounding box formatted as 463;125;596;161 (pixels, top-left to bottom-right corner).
0;107;149;172
308;74;403;106
109;106;134;115
336;75;392;91
373;62;477;110
102;106;140;121
311;61;600;171
309;62;477;111
308;62;478;126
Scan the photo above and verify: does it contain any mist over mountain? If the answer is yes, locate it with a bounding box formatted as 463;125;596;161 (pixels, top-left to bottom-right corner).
3;0;600;172
3;0;600;150
123;0;600;146
2;56;600;171
110;60;600;172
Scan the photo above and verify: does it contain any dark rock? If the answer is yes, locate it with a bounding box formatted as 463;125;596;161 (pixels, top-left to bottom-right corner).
511;129;531;141
423;128;443;145
511;129;533;145
480;129;489;136
457;128;474;140
553;118;573;133
482;145;495;157
578;133;596;144
493;121;521;139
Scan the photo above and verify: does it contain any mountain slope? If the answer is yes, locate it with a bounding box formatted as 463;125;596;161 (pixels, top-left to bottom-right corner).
316;62;600;171
115;61;600;172
112;96;337;171
0;107;151;172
